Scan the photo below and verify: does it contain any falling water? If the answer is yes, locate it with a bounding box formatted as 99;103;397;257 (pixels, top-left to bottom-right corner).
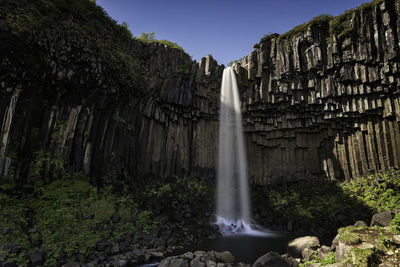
215;67;267;236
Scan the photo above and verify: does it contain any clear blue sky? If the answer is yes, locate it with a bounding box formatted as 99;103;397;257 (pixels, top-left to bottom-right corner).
97;0;372;65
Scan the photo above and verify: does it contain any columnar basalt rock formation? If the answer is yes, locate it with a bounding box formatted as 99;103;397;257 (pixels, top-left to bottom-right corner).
1;0;400;186
234;0;400;184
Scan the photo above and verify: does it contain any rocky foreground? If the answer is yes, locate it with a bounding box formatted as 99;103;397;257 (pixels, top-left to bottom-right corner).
158;212;400;267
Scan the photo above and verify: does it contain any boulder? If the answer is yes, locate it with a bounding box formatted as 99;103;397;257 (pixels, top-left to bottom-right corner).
252;251;299;267
30;251;43;266
2;227;12;235
353;221;366;228
287;236;320;258
301;247;316;261
392;235;400;245
215;251;234;263
316;245;331;260
370;211;393;227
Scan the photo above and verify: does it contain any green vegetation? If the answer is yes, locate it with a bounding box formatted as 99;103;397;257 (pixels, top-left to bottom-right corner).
137;32;184;51
278;14;332;40
256;0;383;44
338;226;362;245
252;179;371;236
329;0;383;42
253;170;400;237
1;0;186;98
390;213;400;234
0;173;155;265
348;247;375;266
341;169;400;213
299;252;336;267
140;176;213;217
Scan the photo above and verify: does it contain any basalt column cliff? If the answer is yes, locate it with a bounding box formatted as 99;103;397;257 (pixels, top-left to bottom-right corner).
0;0;223;185
1;0;400;186
234;0;400;184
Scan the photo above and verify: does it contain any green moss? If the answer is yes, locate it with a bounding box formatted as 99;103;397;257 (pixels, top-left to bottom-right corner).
348;247;375;266
338;226;362;245
278;14;332;40
299;251;336;267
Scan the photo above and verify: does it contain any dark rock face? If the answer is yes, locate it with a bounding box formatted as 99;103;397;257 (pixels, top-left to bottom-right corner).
234;0;400;183
1;0;400;186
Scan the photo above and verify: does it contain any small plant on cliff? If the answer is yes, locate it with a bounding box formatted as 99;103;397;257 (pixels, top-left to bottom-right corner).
137;32;184;50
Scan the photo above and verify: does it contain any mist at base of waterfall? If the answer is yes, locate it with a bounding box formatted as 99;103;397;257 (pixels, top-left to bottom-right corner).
214;215;278;237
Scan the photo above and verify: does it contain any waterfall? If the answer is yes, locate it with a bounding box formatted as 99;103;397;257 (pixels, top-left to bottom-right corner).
215;67;267;236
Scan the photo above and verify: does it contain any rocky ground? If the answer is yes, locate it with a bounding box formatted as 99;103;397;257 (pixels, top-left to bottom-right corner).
158;211;400;267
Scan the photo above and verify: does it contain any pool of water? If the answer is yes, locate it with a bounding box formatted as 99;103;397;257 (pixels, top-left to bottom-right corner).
175;231;298;264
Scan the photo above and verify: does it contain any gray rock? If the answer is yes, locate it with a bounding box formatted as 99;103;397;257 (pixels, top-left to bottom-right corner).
96;240;109;251
2;261;17;267
353;221;366;228
301;247;316;261
30;251;43;266
215;251;234;263
370;211;393;227
61;263;80;267
253;251;299;267
317;245;331;259
206;260;216;267
3;243;22;254
112;213;120;224
287;236;320;258
111;244;119;255
392;235;400;245
2;227;12;235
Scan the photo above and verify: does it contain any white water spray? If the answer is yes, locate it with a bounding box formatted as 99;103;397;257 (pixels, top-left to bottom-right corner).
215;67;269;236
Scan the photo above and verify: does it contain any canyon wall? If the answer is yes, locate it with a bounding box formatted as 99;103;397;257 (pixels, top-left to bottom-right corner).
235;0;400;183
1;0;400;186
